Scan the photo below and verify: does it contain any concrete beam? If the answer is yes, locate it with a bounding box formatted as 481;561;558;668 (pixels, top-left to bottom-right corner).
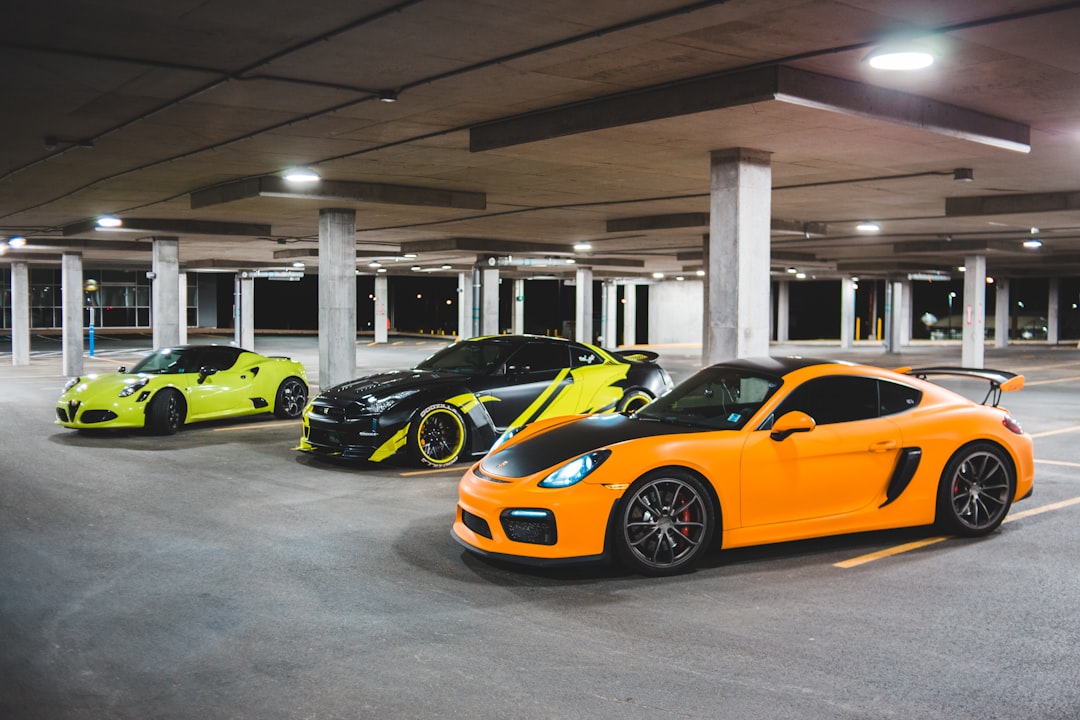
946;191;1080;217
471;66;1029;153
191;176;486;211
63;218;271;237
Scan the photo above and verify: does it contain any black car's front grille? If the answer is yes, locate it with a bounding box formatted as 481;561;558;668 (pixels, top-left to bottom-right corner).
80;410;118;424
500;510;557;546
461;509;492;539
309;404;347;422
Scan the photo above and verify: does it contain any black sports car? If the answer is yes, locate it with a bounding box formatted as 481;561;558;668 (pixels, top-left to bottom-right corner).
297;334;673;467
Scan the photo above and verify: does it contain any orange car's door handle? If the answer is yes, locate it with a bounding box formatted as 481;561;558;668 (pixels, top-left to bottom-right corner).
869;440;898;453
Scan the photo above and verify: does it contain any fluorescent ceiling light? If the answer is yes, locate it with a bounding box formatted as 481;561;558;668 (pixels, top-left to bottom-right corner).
1023;238;1043;249
282;167;320;182
856;221;881;232
867;48;934;71
96;215;122;228
8;235;26;247
573;242;592;251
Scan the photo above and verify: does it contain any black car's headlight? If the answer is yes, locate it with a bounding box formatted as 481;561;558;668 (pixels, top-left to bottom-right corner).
538;449;611;489
365;389;420;414
63;376;81;392
118;378;150;397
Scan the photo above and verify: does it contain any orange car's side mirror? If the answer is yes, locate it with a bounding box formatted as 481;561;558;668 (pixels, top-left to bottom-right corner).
770;410;816;441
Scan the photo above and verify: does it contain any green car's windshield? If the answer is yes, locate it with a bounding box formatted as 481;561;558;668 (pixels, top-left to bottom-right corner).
636;366;782;430
416;341;514;375
130;348;200;375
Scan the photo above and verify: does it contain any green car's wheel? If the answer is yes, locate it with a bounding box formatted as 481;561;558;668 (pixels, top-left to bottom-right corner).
147;389;184;435
274;376;308;419
409;403;467;468
615;469;715;576
937;442;1015;537
617;388;654;414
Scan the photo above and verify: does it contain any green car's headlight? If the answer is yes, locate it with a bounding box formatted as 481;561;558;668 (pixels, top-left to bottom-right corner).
118;378;150;397
538;449;611;489
62;376;80;392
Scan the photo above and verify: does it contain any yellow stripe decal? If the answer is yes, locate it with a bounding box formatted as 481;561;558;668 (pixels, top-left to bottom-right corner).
369;425;409;462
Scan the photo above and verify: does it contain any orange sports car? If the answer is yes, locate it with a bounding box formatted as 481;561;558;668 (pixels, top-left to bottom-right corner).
453;357;1034;576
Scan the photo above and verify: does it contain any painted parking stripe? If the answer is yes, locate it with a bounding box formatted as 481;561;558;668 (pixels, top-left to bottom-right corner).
400;467;466;477
835;495;1080;569
1030;425;1080;439
1034;458;1080;468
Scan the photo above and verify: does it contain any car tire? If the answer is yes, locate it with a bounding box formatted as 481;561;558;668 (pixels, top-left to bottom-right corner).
147;389;184;435
273;376;308;419
617;388;653;414
409;403;467;468
936;441;1016;537
614;468;715;576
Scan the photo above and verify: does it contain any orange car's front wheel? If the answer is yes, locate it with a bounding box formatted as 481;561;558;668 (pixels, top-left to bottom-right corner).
615;469;715;576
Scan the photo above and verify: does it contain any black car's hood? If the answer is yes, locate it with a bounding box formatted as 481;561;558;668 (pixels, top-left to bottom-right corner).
317;369;461;403
481;413;701;479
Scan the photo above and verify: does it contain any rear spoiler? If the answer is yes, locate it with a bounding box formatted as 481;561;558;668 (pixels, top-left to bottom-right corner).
895;366;1024;407
612;349;661;364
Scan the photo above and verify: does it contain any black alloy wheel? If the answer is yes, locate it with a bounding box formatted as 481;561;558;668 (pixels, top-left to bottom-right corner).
937;442;1016;536
274;377;308;419
615;469;715;576
409;403;467;467
147;390;184;435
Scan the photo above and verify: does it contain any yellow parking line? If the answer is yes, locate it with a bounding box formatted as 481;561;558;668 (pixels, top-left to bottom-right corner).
400;467;465;477
834;536;950;569
1030;425;1080;439
211;420;300;432
835;494;1080;568
1034;458;1080;468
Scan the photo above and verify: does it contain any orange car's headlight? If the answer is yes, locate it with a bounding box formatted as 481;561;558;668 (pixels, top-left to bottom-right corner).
537;449;611;488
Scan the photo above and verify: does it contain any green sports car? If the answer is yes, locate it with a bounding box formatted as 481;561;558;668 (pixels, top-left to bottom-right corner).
56;345;309;435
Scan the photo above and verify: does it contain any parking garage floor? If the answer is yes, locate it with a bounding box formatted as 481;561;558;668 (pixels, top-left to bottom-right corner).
3;335;1080;719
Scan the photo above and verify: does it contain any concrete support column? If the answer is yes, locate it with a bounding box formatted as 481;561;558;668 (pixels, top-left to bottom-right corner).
574;266;593;343
995;279;1010;348
479;267;500;335
178;272;188;344
775;280;790;343
704;148;771;364
622;283;637;346
1048;277;1060;344
457;271;474;340
236;273;255;350
10;262;30;365
61;253;83;376
151;237;181;349
512;278;526;335
319;208;357;390
898;279;913;346
884;280;903;354
962;255;987;369
374;274;389;343
602;280;618;348
840;277;856;349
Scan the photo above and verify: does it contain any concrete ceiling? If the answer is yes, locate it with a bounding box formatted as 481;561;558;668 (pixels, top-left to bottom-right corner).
3;0;1080;283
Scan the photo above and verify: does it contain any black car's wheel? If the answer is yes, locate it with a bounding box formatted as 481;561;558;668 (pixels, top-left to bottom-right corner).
273;376;308;419
409;403;467;467
937;442;1016;537
617;388;654;414
615;469;715;576
147;389;184;435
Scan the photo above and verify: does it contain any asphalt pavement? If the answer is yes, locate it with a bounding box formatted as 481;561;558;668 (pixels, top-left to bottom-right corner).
2;334;1079;719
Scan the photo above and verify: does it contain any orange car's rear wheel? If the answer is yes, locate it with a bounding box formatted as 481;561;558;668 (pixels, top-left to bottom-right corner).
615;469;715;576
937;442;1015;536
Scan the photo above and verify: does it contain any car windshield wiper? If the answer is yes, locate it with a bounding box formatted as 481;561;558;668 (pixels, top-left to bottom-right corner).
635;413;713;429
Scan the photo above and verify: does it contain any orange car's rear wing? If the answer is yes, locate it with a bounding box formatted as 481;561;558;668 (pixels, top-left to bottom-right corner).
896;366;1024;407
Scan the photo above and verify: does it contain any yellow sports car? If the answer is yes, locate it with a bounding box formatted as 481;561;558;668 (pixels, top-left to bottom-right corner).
453;357;1035;576
56;345;309;435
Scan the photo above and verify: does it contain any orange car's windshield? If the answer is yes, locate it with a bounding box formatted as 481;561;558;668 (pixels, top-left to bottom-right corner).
637;367;782;430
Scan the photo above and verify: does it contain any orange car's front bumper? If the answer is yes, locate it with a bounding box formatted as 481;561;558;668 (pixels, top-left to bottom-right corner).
452;462;623;565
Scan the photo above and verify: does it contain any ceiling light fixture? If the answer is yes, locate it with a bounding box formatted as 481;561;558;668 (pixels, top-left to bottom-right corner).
1023;238;1043;249
377;90;398;103
282;166;320;182
96;215;122;228
8;235;27;247
953;167;974;182
856;221;881;232
866;45;935;71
